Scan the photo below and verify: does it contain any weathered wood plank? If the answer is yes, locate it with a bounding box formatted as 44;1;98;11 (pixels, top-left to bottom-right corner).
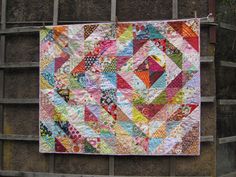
169;157;176;176
201;135;214;142
208;0;216;43
49;154;55;173
220;61;236;68
201;56;214;63
0;134;38;141
0;170;212;177
219;136;236;144
0;98;39;104
0;62;39;69
201;96;215;103
220;22;236;31
219;171;236;177
109;156;114;176
218;99;236;105
0;27;39;34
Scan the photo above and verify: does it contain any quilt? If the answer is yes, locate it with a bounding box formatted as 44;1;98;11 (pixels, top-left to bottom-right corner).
39;18;200;155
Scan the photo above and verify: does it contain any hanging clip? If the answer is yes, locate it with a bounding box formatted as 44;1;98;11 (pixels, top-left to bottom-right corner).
41;21;47;30
199;13;214;22
194;11;197;18
207;13;214;22
115;16;119;28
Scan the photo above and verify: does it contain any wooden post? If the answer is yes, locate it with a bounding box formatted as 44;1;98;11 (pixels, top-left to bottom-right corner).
49;0;60;173
0;0;6;170
172;0;178;19
208;0;216;43
109;0;116;175
169;0;178;175
53;0;59;26
111;0;117;22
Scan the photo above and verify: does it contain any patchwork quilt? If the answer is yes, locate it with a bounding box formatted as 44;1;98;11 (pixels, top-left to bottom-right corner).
39;18;200;155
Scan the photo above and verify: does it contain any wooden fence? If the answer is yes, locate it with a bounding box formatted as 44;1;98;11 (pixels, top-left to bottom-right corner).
0;0;231;176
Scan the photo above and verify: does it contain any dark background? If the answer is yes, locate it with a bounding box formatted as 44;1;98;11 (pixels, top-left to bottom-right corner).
0;0;235;177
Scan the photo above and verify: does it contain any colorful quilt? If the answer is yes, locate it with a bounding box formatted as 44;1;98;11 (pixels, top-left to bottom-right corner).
39;18;200;155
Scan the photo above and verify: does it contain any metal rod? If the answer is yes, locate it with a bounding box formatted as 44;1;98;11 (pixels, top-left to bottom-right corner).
0;96;217;104
0;134;214;142
0;13;216;33
0;21;217;35
0;97;215;104
199;13;213;21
